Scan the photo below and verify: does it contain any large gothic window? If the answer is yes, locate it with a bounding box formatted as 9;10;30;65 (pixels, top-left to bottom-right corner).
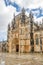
21;8;25;25
36;38;39;45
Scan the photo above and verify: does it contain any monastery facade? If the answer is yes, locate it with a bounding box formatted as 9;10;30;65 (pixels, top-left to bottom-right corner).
7;8;43;53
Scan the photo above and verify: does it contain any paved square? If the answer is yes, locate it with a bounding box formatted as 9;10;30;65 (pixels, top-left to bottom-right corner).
0;53;43;65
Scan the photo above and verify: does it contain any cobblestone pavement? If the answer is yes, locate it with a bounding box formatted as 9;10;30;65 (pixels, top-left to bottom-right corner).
0;53;43;65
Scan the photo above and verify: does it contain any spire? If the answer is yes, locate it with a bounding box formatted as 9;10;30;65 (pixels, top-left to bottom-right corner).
8;23;10;31
11;13;16;30
22;7;25;14
29;11;33;19
11;21;14;30
14;13;15;21
21;7;25;24
13;13;16;24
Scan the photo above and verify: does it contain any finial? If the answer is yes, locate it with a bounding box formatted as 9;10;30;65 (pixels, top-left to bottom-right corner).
8;23;10;30
29;11;33;18
22;7;25;14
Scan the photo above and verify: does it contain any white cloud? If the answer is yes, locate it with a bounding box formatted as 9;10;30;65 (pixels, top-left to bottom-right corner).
0;0;19;31
10;0;43;8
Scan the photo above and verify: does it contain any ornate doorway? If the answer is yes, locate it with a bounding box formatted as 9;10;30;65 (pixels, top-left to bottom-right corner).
16;45;19;52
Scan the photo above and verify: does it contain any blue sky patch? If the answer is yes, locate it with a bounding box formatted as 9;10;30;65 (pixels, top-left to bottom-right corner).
4;0;21;12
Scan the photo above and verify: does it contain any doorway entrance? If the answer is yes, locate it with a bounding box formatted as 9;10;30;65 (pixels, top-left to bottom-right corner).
16;45;19;52
31;46;34;52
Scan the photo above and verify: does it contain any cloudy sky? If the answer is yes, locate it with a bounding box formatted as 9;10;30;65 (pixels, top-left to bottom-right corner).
0;0;43;41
